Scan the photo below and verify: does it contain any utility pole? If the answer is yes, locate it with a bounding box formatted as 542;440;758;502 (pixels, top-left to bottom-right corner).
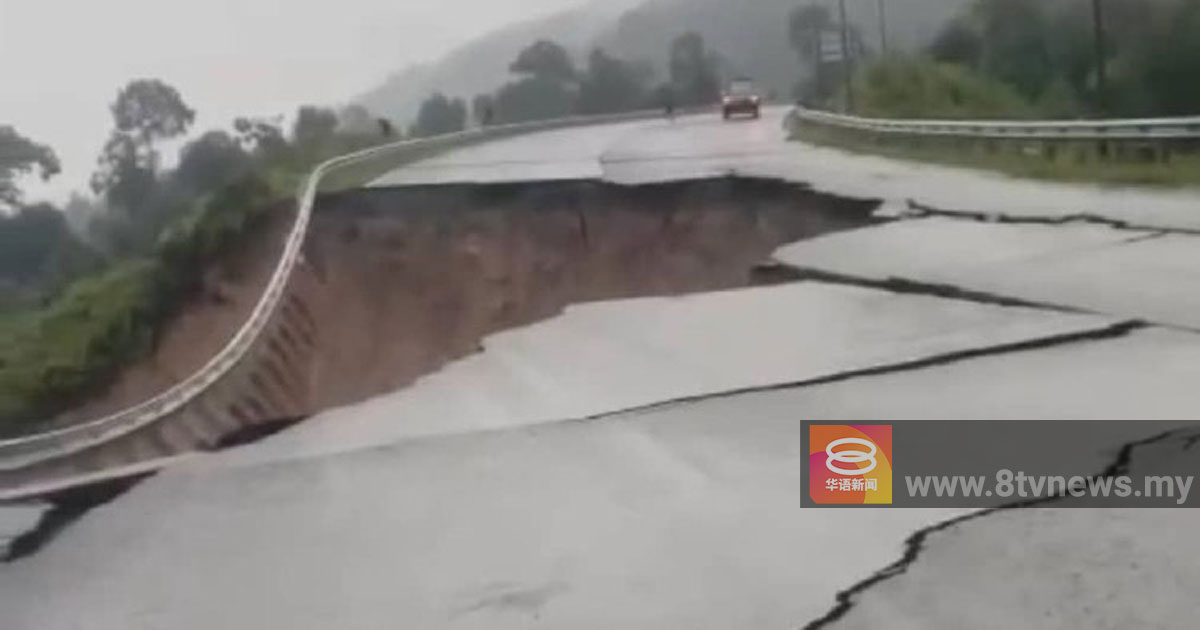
838;0;855;113
1092;0;1108;113
876;0;888;54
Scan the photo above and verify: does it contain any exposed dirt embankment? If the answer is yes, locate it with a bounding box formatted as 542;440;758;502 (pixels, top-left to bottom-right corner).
52;209;292;427
44;177;877;433
301;178;878;411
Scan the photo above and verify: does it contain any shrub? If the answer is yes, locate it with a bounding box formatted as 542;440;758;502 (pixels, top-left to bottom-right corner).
851;57;1035;120
0;171;279;435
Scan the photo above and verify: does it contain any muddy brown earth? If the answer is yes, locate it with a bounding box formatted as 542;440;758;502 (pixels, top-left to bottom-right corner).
50;209;292;428
299;178;878;412
50;177;878;430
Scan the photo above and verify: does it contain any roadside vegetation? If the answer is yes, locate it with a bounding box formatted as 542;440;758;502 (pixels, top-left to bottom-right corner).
787;0;1200;185
794;124;1200;187
0;83;393;436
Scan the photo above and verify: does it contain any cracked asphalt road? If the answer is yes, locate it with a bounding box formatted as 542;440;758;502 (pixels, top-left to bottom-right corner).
5;109;1200;629
0;282;1133;630
373;107;1200;232
806;428;1200;630
775;217;1200;330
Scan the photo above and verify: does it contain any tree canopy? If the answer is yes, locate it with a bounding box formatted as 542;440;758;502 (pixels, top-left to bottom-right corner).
578;48;650;114
233;116;288;158
91;80;195;224
511;40;577;83
0;126;60;213
291;106;339;149
172;131;252;198
110;79;195;146
0;204;93;290
669;32;721;106
412;93;468;137
924;0;1200;117
493;77;576;124
788;4;834;63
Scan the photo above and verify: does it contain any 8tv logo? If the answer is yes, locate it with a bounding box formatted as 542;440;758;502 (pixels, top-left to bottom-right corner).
809;425;892;505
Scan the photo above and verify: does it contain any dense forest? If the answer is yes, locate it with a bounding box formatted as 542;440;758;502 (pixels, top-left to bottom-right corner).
828;0;1200;118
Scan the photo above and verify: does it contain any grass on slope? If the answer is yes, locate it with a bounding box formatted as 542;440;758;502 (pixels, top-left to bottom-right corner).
792;124;1200;188
0;175;278;437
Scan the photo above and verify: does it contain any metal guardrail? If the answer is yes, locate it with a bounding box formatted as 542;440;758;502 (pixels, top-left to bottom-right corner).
0;109;674;473
792;107;1200;142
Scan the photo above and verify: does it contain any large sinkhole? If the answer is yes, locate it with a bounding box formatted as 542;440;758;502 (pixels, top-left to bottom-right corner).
2;177;880;556
300;177;880;412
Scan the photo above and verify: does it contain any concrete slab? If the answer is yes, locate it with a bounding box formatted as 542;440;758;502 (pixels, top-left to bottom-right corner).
5;325;1194;628
233;282;1123;464
819;427;1200;630
370;107;1200;232
774;217;1200;329
0;386;965;630
369;120;653;186
620;327;1200;422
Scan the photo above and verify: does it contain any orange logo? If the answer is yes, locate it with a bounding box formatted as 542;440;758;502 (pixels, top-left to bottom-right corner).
809;425;892;505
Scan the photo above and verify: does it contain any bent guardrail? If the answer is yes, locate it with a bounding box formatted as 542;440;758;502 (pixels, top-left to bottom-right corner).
0;108;678;475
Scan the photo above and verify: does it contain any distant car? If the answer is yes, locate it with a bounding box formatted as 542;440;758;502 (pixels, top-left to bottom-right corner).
722;79;762;120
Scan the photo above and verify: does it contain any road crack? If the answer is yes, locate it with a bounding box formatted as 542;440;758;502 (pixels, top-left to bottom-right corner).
798;426;1194;630
906;200;1200;236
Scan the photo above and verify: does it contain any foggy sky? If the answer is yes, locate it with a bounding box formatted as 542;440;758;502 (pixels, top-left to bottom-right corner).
0;0;591;202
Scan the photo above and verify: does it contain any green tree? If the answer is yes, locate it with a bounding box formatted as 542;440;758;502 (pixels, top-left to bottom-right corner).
91;80;195;221
788;5;836;101
578;48;650;114
489;40;581;124
291;106;339;149
511;40;577;83
472;93;496;126
923;0;1200;117
1136;0;1200;115
233;116;288;158
789;5;833;64
929;18;982;66
0;204;95;290
972;0;1056;101
411;93;468;137
0;126;60;213
338;104;377;136
492;78;575;123
669;32;721;106
109;80;195;147
172;131;252;198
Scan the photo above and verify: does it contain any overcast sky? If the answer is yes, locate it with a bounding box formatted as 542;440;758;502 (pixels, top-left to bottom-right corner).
0;0;591;202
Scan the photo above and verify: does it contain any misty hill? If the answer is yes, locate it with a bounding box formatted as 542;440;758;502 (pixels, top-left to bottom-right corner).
357;0;972;122
357;1;643;123
598;0;974;98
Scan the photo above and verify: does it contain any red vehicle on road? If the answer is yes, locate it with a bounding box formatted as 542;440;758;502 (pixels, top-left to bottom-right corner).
722;78;762;120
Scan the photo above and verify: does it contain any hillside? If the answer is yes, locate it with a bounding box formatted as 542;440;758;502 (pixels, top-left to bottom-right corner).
598;0;974;97
356;0;971;124
357;0;644;123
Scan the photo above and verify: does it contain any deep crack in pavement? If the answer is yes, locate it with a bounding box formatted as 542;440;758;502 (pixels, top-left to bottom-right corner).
798;425;1199;630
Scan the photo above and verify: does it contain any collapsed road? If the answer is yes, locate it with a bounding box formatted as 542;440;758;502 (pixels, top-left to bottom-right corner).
2;107;1199;629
